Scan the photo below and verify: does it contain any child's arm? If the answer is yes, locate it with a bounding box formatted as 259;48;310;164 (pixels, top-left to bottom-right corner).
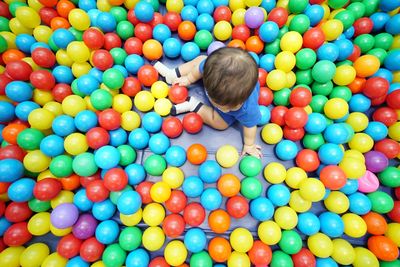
242;126;262;158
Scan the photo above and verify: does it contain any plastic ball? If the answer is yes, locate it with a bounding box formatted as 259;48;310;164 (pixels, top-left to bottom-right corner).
182;176;204;198
164;240;187;266
368;236;399;261
217;173;240;197
213;21;232;41
162;117;183;139
226;195;249;219
353;247;379;267
230;228;253;253
150;181;171;203
142;226;164;251
299;178;326;202
258;220;281;245
261;123;283;144
275;140;298;161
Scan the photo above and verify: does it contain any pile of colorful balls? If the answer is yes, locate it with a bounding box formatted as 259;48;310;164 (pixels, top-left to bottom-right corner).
0;0;400;266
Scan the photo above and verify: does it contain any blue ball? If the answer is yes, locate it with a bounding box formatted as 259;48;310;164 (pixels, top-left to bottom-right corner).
319;212;344;238
95;220;119;244
128;128;150;150
316;257;339;267
197;0;214;14
134;1;154;23
182;176;204;198
349;192;372;215
96;12;117;32
53;66;74;84
304;4;324;26
52;115;76;137
258;106;271;126
344;26;355;39
66;256;90;267
113;65;128;78
323;123;351;144
370;12;391;32
372;68;393;83
261;0;276;12
305;113;327;134
267;184;290;207
8;178;35;202
163;38;182;58
212;0;228;7
16;34;36;53
153;24;172;43
142;112;162;133
125;54;145;74
117;190;142;215
200;188;222;211
15;101;40;121
184;228;207;253
259;21;279;43
79;0;96;11
73;189;93;212
364;121;388;141
181;42;200;62
349;94;371;112
77;74;100;95
0;159;24;183
94;145;121;169
88;68;103;83
181;5;199;22
126;249;149;267
149;133;170;155
384;49;400;71
196;14;215;31
318;143;344;165
165;145;187;167
275;140;298;161
87;9;101;27
0;217;11;236
0;101;15;123
92;200;116;221
317;43;339;62
334;39;354;61
185;0;200;5
298;212;320;236
109;128;128;147
5;81;33;102
30;42;51;53
40;135;65;157
74;110;98;132
249;52;259;65
385;14;400;35
259;54;275;72
125;163;146;185
52;29;76;49
340;179;359;195
389;83;400;94
198;160;222;183
379;0;400;12
250;197;274;221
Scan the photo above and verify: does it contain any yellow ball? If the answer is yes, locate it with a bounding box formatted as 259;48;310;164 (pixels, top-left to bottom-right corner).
285;167;307;189
91;262;106;267
23;150;51;173
261;123;283;144
166;0;184;13
151;81;169;99
150;181;171;203
42;252;67;267
20;243;50;267
324;98;349;119
339;157;366;179
307;233;333;258
120;208;142;226
277;0;289;8
124;0;140;9
28;212;51;236
348;133;374;153
56;48;73;65
72;62;91;77
164;240;187;266
28;108;54;130
385;223;400;247
214;21;232;41
331;239;355;265
264;162;286;184
267;69;287;91
134;91;155;112
113;94;133;113
68;9;91;31
275;51;296;72
324;191;349;214
321;19;344;41
33;89;54;106
299;178;326;202
9;18;33;35
33;26;53;43
64;133;89;155
22;57;40;71
389;122;400;141
121;111;141;131
258;220;281;245
274;206;298;230
216;145;239;168
51;190;74;209
333;65;356;85
43;102;63;116
16;6;41;28
342;213;367;238
353;247;379;267
162;167;184;189
143;203;165;226
231;8;246;26
230;0;246;11
0;247;25;267
154;98;172;116
67;41;90;63
97;0;112;11
37;170;56;181
27;0;43;11
346;112;369;132
289;190;312;213
343;149;365;162
0;32;17;49
62;95;87;117
227;252;251;267
142;226;165;251
280;31;303;53
285;71;297;88
230;228;253;253
245;0;262;6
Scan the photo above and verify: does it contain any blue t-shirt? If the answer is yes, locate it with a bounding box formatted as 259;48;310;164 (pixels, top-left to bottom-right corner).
199;60;261;128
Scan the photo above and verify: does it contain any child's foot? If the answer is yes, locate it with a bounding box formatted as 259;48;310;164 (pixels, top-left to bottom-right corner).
153;61;179;84
171;97;203;115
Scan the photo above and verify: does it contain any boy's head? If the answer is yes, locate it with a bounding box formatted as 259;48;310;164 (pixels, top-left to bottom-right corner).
203;47;258;108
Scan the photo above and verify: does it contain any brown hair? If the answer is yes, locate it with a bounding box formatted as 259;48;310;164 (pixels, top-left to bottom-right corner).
203;47;258;107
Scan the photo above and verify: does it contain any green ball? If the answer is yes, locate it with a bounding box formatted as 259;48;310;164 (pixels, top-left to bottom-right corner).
102;244;126;267
367;191;394;214
264;39;281;55
144;154;166;176
346;2;366;20
363;0;379;17
309;95;328;113
239;156;262;177
9;2;27;17
190;251;213;267
0;17;10;32
367;48;387;64
378;167;400;188
295;70;313;86
110;6;128;22
17;128;45;150
288;0;308;14
334;10;355;30
0;35;7;53
72;152;98;177
312;81;333;96
71;79;85;97
103;68;125;90
118;145;137;166
328;0;348;9
354;34;375;53
240;177;262;200
48;36;59;52
336;60;353;67
278;26;289;39
116;21;134;40
296;48;316;70
374;33;394;51
49;155;73;178
274;88;291;106
90;89;113;110
312;60;336;83
194;30;213;50
278;230;302;255
69;28;83;41
302;134;325;150
380;259;400;267
110;185;133;205
288;14;310;34
110;47;128;65
119;226;142;251
142;0;160;11
329;86;352;102
28;198;51;212
271;250;294;267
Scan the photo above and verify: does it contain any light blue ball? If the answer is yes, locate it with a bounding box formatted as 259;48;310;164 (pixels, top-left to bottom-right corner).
297;212;320;236
250;197;274;221
92;199;116;221
305;113;327;134
134;1;154;23
319;212;344;238
128;128;150;150
163;38;182;58
275;140;298;161
349;192;372;215
198;160;222;183
73;189;93;212
117;190;142;215
181;42;200;62
184;228;207;253
126;249;149;267
196;14;215;31
165;145;187;167
94;145;121;169
182;176;204;198
0;159;24;183
318;143;344;165
8;178;35;202
149;133;170;154
52;115;76;137
125;163;146;185
200;188;222;211
74;110;98;132
95;220;119;244
267;184;290;207
142;112;162;133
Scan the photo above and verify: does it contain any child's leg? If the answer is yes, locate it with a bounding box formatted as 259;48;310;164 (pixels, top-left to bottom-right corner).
197;105;229;131
177;55;207;76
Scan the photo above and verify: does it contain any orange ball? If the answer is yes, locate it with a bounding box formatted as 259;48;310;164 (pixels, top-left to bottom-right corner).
187;144;207;165
246;36;264;54
208;209;230;234
362;212;388;235
353;55;380;78
2;123;28;144
56;0;76;18
178;21;196;41
108;0;125;5
348;77;366;94
367;235;399;261
208;237;231;263
2;49;26;64
50;16;70;30
217;174;240;197
228;39;246;50
60;174;81;191
142;39;163;61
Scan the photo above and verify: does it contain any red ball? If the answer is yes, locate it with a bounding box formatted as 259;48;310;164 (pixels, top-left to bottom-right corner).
0;1;11;18
127;9;140;25
4;202;33;223
103;33;122;51
98;109;121;130
396;188;400;200
168;85;188;104
52;83;72;102
284;107;308;128
30;70;55;91
5;60;32;81
103;168;128;192
164;12;182;32
371;94;387;106
31;47;56;68
363;77;389;99
149;257;169;267
91;49;114;71
213;6;232;22
271;106;288;126
386;90;400;109
122;77;142;97
162;214;185;238
162;117;183;138
86;127;110;149
86;180;110;202
258;86;274;106
267;7;288;28
290;87;312;107
149;12;164;28
134;23;153;42
33;178;62;201
283;126;305;142
183;112;203;134
0;238;5;253
232;25;251;42
83;28;104;50
136;181;154;204
319;165;347;190
0;201;5;217
0;144;26;161
347;44;361;62
248;240;272;266
372;107;398;126
292;248;316;267
0;73;12;95
137;65;159;87
165;190;187;213
226;195;249;219
295;149;320;172
388;201;400;223
374;138;400;159
3;222;32;246
80;172;101;188
353;17;373;37
39;7;58;26
183;202;206;227
303;27;325;50
80;237;105;262
258;68;267;87
124;37;143;55
57;233;82;259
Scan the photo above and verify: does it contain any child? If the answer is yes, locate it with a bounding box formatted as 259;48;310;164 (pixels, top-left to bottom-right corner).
154;47;262;158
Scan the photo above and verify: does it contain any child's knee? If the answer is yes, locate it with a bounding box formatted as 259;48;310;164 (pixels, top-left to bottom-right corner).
214;122;229;130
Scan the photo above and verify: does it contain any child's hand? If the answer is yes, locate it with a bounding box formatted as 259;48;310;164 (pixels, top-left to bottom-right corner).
241;144;262;158
173;76;191;86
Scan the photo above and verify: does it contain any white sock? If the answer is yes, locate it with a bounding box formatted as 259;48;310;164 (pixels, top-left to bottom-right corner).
153;61;178;84
171;97;203;115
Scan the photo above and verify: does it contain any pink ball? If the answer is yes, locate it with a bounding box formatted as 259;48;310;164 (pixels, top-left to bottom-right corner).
358;170;380;193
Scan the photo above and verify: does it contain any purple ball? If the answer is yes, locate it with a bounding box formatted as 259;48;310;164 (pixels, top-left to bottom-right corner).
245;7;265;29
50;203;79;229
72;214;98;239
207;41;225;55
365;150;389;173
